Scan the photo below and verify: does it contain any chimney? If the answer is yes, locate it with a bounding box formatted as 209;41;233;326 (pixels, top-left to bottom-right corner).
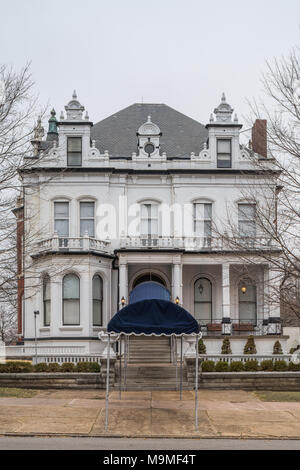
251;119;267;158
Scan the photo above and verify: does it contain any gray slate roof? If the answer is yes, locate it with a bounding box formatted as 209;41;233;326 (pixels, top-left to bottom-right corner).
91;103;208;158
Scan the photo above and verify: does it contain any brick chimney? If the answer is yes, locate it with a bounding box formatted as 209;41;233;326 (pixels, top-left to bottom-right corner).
251;119;267;158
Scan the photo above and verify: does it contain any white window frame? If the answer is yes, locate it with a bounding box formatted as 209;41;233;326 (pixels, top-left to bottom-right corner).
140;202;159;237
193;202;212;238
80;201;95;238
238;203;256;238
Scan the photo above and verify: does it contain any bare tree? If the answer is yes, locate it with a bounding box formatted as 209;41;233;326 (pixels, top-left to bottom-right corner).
215;48;300;320
0;63;46;341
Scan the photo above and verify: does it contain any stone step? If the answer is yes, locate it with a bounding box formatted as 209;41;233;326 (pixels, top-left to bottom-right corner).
127;337;172;364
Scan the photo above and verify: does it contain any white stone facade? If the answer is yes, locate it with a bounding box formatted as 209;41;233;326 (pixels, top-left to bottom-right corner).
19;93;287;355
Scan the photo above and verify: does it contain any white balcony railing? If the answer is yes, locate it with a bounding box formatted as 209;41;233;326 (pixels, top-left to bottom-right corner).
120;236;278;251
33;234;111;256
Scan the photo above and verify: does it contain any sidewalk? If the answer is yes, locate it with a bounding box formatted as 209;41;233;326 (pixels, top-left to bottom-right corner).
1;389;300;438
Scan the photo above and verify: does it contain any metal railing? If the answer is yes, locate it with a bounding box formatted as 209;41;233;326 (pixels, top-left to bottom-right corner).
198;354;292;365
198;318;276;336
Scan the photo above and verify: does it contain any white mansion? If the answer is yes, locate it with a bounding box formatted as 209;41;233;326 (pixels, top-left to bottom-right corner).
16;92;288;357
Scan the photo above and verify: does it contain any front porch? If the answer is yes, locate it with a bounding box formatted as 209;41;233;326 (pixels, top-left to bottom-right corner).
118;252;282;338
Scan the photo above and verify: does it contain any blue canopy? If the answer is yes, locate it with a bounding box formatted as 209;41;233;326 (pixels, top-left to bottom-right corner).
107;299;200;335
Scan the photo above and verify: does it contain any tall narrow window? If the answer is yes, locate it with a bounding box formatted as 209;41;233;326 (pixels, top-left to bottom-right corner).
80;202;95;237
238;204;256;237
193;203;212;238
43;275;51;327
54;202;69;237
217;139;231;168
93;275;103;326
54;202;69;247
67;137;82;166
194;278;212;324
63;274;80;325
141;203;158;236
239;279;257;324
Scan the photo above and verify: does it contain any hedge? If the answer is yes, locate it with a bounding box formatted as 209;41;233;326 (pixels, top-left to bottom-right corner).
215;361;229;372
244;360;259;372
260;360;274;371
201;360;215;372
0;361;100;373
229;361;244;372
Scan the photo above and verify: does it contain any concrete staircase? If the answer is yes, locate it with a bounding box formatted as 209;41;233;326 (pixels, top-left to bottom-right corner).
114;363;192;391
113;337;191;390
127;336;172;364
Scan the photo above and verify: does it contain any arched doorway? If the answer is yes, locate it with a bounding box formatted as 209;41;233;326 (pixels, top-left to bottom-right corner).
133;272;166;289
129;281;171;304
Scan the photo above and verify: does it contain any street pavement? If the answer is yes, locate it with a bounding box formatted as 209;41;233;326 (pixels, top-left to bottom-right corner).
1;389;300;439
0;436;300;450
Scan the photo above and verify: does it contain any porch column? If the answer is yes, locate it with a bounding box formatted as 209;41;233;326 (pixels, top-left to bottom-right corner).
172;256;182;304
119;259;128;309
222;263;232;335
268;267;281;334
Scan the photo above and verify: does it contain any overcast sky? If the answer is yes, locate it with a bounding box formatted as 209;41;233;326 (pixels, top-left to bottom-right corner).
1;0;300;131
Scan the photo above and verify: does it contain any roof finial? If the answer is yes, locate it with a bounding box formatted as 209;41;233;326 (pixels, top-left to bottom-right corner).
147;115;152;123
72;90;77;100
221;92;226;102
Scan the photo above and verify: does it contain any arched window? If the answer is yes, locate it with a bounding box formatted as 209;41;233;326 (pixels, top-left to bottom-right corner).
194;278;212;324
93;275;103;326
133;273;166;289
43;275;51;327
63;274;80;325
239;279;257;324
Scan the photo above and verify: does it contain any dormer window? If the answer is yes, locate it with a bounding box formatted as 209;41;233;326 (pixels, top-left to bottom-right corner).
217;139;231;168
67;137;82;166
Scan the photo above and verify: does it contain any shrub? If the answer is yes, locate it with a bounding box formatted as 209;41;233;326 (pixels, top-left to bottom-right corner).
215;361;229;372
198;338;206;354
47;363;61;372
5;361;33;373
260;360;274;371
34;363;49;372
244;360;259;371
229;361;244;372
273;360;288;371
244;336;257;355
273;340;283;355
201;360;215;372
61;362;76;372
76;361;100;372
288;362;300;371
221;337;232;355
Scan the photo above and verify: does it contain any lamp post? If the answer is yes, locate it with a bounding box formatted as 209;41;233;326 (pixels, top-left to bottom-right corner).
34;310;39;364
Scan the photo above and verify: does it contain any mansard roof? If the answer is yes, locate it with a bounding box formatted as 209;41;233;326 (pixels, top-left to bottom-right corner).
91;103;208;158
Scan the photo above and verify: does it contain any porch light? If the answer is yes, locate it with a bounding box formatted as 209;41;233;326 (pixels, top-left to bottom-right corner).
121;296;126;307
175;296;180;305
198;283;204;295
241;286;247;294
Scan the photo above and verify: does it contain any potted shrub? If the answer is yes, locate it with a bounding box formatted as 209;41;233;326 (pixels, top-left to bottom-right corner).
221;337;232;354
244;336;257;355
198;338;206;354
273;340;283;355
